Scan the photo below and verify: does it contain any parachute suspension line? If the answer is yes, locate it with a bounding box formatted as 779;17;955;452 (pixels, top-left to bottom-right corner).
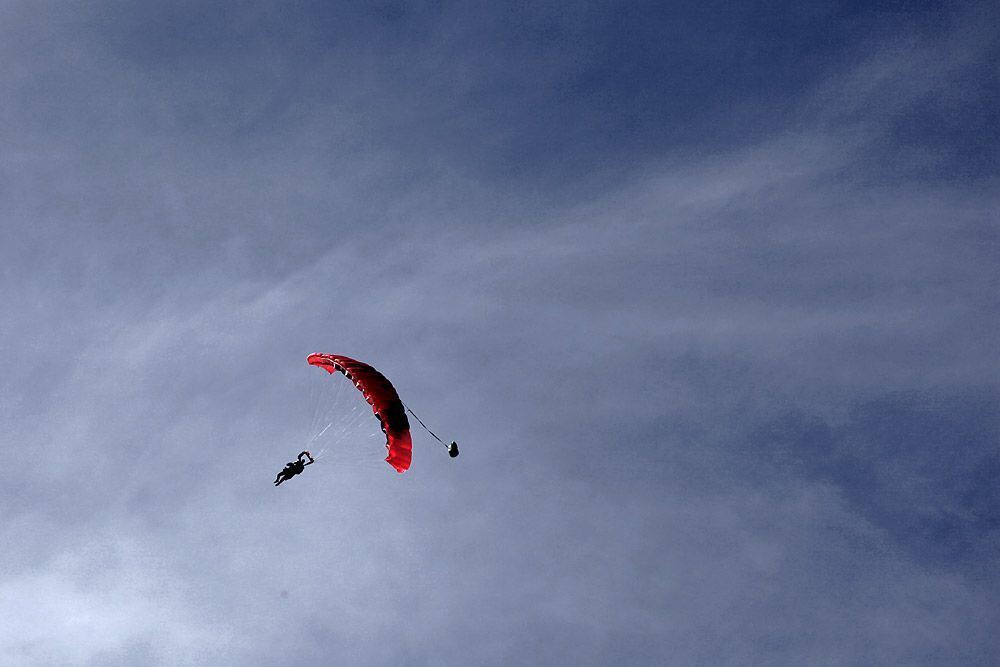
302;357;392;472
310;421;334;443
403;402;459;458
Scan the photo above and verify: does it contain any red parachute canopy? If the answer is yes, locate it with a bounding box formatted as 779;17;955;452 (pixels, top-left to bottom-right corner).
306;353;412;473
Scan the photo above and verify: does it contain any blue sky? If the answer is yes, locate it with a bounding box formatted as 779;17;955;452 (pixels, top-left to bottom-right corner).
1;2;997;664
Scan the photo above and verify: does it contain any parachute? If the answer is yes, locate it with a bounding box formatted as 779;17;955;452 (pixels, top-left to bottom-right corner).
306;353;413;473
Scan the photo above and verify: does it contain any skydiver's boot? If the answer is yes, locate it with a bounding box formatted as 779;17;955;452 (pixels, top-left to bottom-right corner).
448;441;459;458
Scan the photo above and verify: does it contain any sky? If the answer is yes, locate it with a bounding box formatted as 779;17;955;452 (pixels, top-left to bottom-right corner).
0;1;998;665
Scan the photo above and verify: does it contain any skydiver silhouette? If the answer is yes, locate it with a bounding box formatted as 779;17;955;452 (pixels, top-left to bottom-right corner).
274;451;314;486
